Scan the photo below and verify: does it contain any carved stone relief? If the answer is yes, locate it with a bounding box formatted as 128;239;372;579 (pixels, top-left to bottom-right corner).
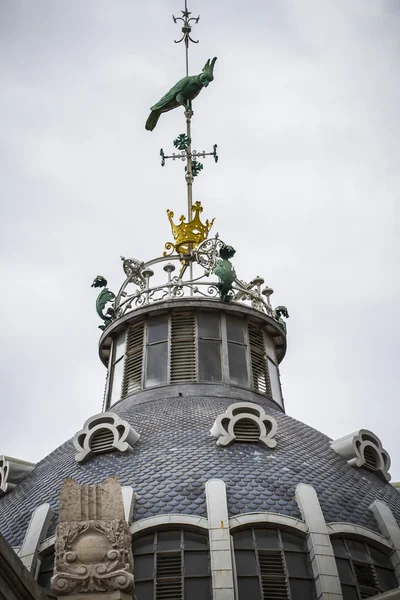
51;477;134;598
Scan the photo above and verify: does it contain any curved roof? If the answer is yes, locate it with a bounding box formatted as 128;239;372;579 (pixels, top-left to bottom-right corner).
0;391;399;547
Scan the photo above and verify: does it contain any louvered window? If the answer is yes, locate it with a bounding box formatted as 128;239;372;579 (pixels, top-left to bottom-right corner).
115;309;282;405
170;312;196;383
122;321;144;398
332;538;397;600
90;428;114;455
133;529;211;600
233;527;315;600
363;446;378;471
233;418;260;442
249;323;271;395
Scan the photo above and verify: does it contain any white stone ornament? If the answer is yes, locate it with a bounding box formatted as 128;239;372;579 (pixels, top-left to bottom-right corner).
73;412;140;463
330;429;391;482
211;402;278;447
0;456;35;495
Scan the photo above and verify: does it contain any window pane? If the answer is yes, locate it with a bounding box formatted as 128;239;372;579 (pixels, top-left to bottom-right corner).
268;358;283;406
375;567;398;591
235;550;257;576
198;312;220;339
332;539;348;558
289;579;315;600
228;343;249;386
157;530;182;550
145;342;168;387
255;528;279;550
233;529;254;549
134;534;154;555
369;546;393;569
226;315;245;343
110;357;124;405
347;540;368;562
285;552;310;578
341;585;359;600
281;531;305;551
134;555;154;580
237;577;262;600
184;578;212;600
135;581;153;600
114;332;126;362
198;340;222;382
336;558;355;585
184;531;208;550
185;551;209;576
148;315;168;344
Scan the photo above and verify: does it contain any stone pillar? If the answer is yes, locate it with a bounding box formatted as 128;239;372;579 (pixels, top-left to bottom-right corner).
371;500;400;583
205;479;236;600
19;503;54;575
51;476;134;600
295;483;342;600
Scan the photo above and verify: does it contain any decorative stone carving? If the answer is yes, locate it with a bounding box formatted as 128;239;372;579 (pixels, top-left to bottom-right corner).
210;402;278;447
51;477;134;597
73;412;140;463
330;429;391;482
0;455;35;495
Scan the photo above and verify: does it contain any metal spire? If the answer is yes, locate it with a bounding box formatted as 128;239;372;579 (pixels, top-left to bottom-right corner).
158;2;217;224
173;0;200;77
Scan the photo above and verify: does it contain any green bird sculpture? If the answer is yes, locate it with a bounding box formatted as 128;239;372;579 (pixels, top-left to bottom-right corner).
145;57;217;131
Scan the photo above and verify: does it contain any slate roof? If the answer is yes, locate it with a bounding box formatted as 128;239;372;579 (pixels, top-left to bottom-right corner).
1;393;399;547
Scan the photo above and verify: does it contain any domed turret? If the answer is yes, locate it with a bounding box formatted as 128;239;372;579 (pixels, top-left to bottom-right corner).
1;4;400;600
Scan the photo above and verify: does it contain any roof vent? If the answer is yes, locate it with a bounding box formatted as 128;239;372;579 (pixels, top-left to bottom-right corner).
330;429;391;481
0;456;35;495
211;402;278;447
73;412;140;463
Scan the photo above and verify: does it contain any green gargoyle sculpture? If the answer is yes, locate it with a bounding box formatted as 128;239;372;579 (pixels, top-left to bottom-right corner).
91;276;116;331
145;57;217;131
213;244;236;303
273;306;289;331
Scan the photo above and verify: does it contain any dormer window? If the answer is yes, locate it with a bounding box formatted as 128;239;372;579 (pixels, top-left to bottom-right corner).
106;309;284;409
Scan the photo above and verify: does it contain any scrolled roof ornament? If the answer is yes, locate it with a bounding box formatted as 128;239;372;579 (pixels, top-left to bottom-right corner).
330;429;391;481
211;402;278;448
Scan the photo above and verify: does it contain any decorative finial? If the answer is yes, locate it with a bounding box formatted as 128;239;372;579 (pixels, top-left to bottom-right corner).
173;5;200;49
164;200;214;256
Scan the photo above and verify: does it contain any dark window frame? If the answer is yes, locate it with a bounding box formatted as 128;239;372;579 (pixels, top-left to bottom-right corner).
332;537;397;599
232;526;316;600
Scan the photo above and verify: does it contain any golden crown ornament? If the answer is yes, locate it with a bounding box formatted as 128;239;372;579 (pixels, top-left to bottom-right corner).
164;200;215;256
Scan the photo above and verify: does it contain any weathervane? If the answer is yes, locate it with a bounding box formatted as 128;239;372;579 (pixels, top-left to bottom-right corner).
145;1;218;237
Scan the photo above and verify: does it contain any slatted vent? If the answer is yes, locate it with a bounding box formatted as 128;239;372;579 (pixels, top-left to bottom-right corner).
90;428;114;455
122;321;144;397
353;563;379;599
248;323;271;395
363;446;378;471
233;418;260;442
156;552;182;599
259;550;289;600
170;312;196;383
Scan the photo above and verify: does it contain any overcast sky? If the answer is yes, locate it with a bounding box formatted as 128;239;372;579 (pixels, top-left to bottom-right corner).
1;0;399;480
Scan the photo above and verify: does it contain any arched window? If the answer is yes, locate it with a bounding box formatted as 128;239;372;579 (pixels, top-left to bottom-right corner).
133;529;212;600
332;537;397;599
232;527;315;600
37;551;56;599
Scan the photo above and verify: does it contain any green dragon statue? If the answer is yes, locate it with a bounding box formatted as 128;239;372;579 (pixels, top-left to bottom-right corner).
145;57;217;131
273;305;289;331
91;276;116;331
213;244;236;302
